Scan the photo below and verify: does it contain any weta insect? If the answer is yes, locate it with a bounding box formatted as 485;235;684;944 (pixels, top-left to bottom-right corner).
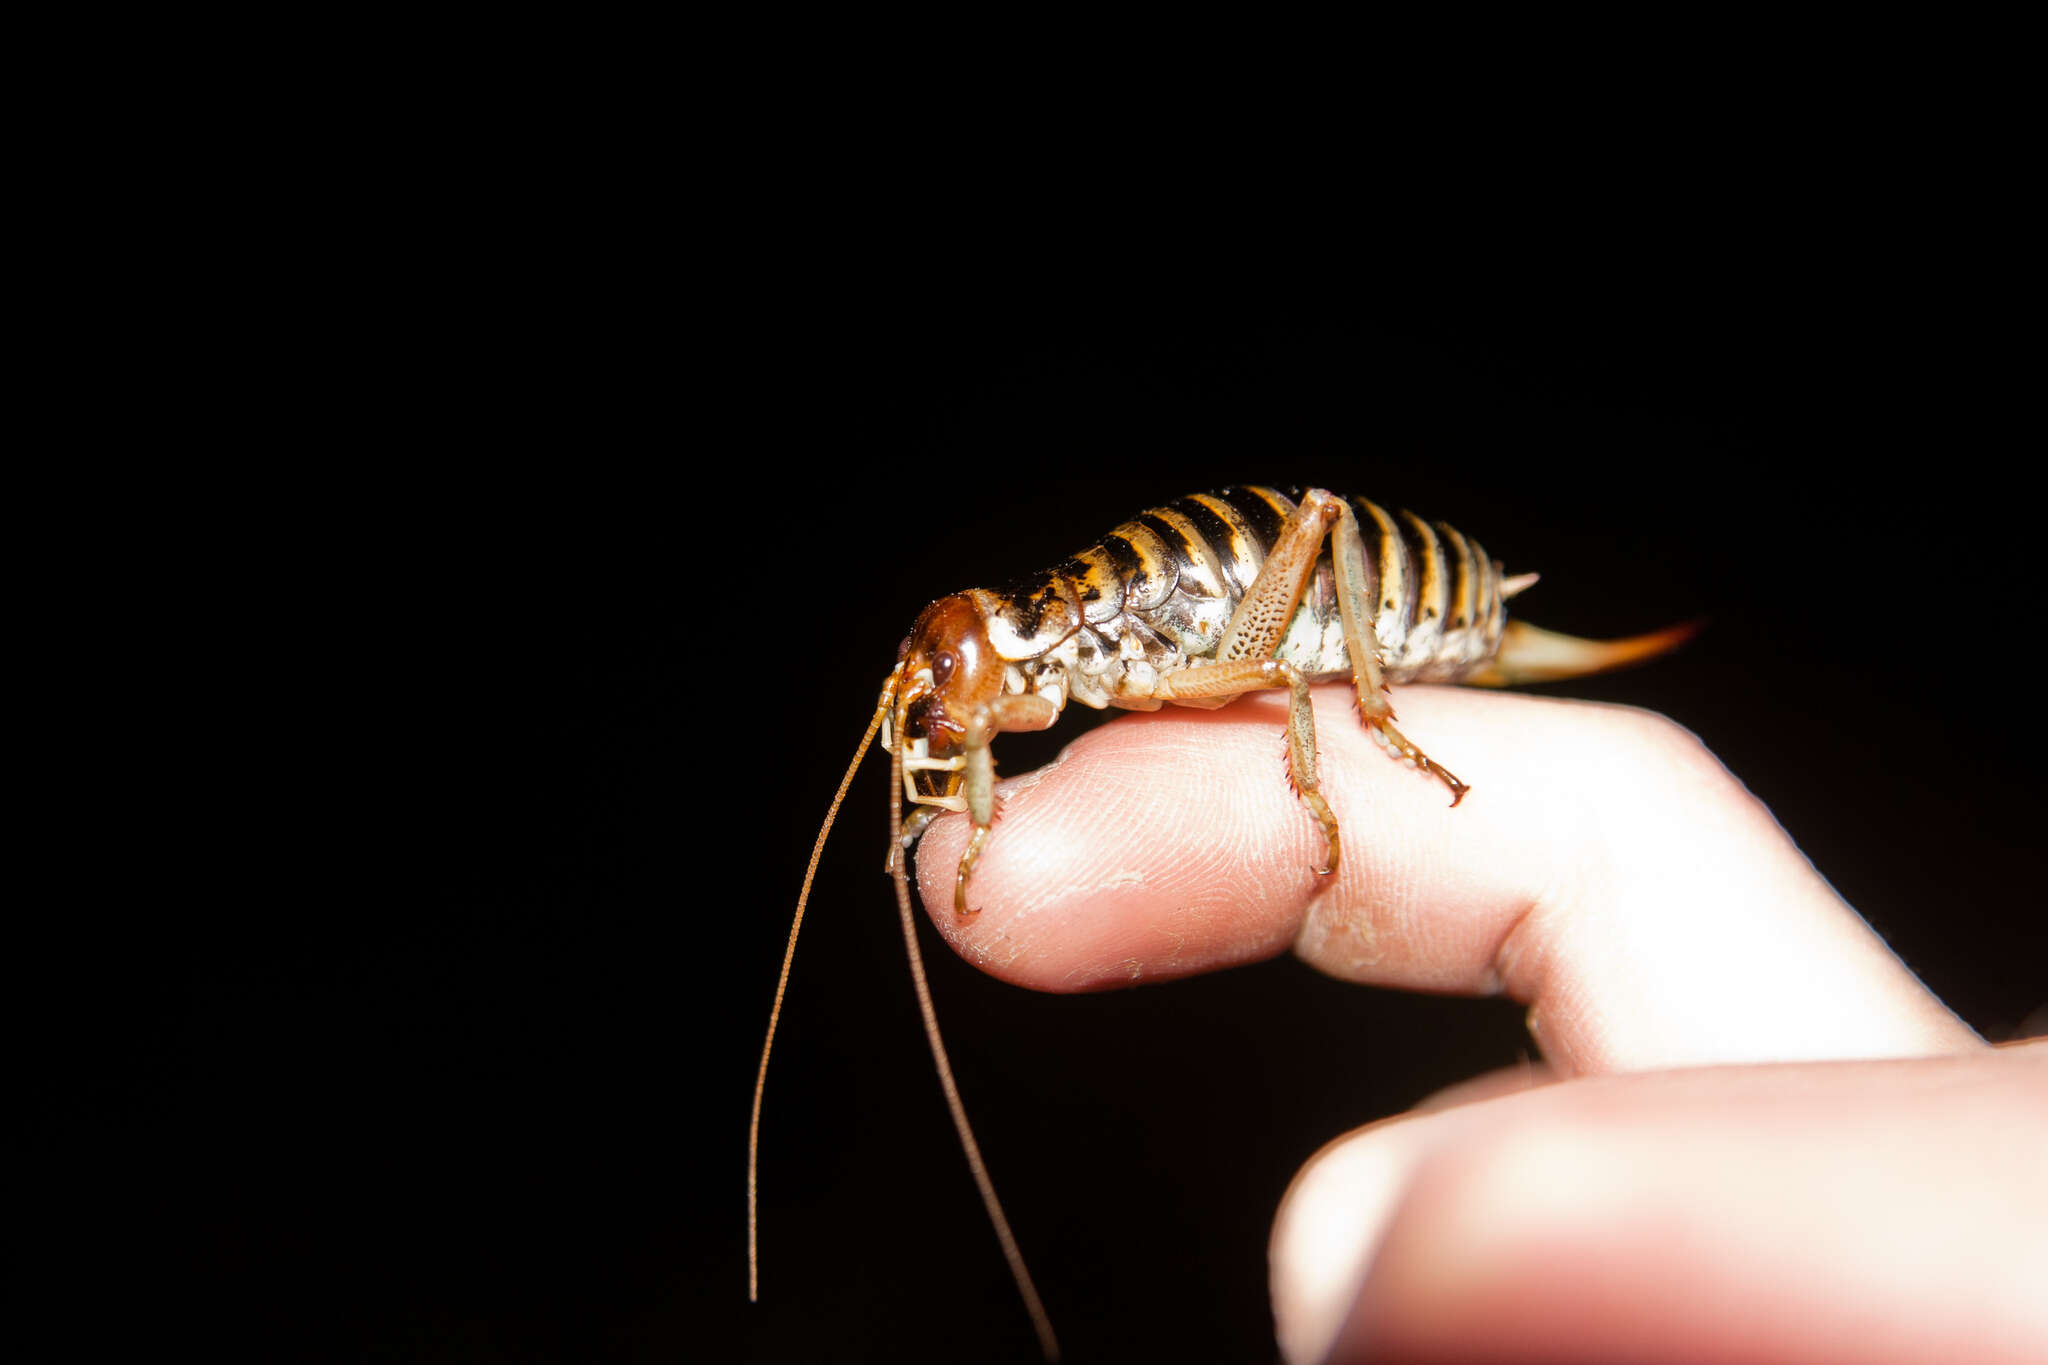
749;485;1696;1360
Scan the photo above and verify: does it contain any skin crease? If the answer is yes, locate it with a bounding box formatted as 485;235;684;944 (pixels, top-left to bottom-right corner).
914;686;2045;1365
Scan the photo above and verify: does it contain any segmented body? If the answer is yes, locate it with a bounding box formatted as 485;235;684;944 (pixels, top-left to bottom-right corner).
959;485;1510;724
758;484;1694;1361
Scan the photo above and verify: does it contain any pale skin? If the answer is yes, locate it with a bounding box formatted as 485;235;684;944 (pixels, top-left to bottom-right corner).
914;685;2047;1365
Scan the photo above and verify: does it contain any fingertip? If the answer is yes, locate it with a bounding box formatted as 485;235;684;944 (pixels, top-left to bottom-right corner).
1269;1117;1428;1365
912;707;1319;992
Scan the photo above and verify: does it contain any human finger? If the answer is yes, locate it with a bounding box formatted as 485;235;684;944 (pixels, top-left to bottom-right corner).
1268;1041;2048;1364
914;685;1977;1070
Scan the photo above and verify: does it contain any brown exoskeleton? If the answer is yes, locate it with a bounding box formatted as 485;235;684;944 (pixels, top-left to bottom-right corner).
751;486;1697;1360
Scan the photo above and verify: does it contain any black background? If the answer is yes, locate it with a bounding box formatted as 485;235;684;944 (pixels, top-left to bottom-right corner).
24;241;2042;1361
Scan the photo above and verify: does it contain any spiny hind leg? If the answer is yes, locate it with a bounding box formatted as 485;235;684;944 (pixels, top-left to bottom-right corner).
1329;499;1470;805
1215;489;1344;663
1156;657;1339;877
1363;713;1468;805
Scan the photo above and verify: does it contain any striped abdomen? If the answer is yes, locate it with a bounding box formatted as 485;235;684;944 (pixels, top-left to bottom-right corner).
969;486;1515;710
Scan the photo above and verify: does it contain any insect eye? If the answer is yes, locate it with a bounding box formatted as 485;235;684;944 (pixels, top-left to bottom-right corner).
932;651;958;687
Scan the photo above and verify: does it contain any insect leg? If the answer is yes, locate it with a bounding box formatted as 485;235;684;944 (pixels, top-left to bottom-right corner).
1331;500;1469;805
885;804;945;874
1158;489;1356;873
1156;657;1338;875
1215;489;1345;663
951;693;1059;914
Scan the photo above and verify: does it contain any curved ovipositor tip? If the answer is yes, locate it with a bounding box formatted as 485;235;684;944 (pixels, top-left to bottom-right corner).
1463;616;1707;687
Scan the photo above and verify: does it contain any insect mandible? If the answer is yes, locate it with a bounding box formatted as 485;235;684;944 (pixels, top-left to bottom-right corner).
748;485;1697;1360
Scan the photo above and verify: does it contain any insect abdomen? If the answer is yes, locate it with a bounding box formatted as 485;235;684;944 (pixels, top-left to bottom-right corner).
967;486;1513;707
1327;490;1507;681
1082;487;1507;682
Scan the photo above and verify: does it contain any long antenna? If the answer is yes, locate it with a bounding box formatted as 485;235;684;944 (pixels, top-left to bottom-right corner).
748;690;889;1302
748;678;1060;1362
889;725;1061;1362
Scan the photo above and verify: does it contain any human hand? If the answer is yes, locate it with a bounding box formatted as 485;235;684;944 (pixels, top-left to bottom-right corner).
915;685;2044;1363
